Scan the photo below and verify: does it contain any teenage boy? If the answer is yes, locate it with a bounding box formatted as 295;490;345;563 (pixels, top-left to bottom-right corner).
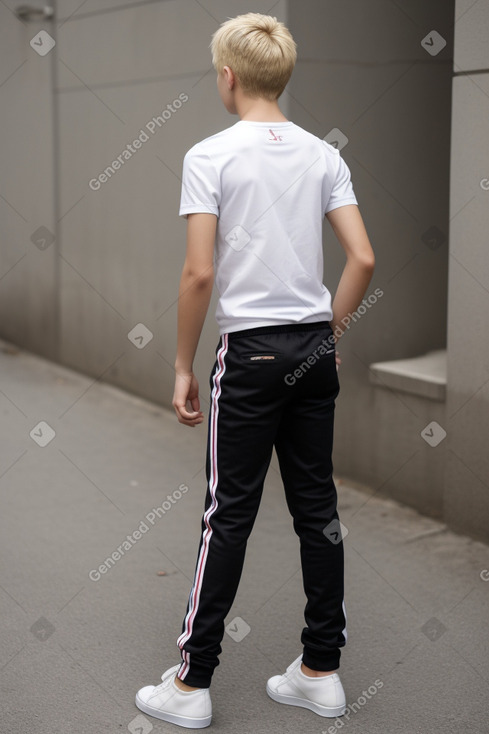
136;12;375;729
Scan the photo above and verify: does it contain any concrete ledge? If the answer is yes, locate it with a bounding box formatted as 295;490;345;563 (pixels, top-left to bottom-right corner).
369;349;447;401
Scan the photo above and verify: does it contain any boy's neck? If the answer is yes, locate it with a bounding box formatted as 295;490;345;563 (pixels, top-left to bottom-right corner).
236;93;288;123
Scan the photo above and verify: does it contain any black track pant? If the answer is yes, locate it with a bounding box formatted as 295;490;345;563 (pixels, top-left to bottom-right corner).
176;321;346;688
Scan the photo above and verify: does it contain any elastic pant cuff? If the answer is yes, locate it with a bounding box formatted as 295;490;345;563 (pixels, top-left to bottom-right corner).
302;648;341;672
178;665;213;689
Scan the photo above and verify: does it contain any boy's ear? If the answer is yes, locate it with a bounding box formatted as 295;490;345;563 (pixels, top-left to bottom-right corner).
222;65;235;90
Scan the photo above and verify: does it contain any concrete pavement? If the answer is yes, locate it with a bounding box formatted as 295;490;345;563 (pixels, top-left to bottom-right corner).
0;338;488;734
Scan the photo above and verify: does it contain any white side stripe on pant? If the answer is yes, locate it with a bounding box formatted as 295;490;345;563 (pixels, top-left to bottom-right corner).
177;334;229;680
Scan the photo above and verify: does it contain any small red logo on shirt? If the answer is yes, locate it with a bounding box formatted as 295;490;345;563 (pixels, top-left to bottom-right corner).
268;129;284;142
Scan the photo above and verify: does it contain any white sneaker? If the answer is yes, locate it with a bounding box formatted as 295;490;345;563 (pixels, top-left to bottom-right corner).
135;664;212;729
266;655;346;718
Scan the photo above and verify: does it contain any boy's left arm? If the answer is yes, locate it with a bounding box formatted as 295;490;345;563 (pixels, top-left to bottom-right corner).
173;213;216;427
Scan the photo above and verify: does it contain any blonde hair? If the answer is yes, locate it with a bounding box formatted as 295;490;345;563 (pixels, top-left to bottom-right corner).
210;13;297;101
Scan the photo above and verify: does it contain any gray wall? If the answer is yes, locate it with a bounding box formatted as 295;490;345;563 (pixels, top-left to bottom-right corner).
287;0;454;518
1;0;488;541
445;0;489;540
0;0;288;409
0;1;58;358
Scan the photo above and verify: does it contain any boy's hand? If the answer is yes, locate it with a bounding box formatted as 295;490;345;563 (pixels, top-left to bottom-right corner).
172;371;204;427
335;350;341;371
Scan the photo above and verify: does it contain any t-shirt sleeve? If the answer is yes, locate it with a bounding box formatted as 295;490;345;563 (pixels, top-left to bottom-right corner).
179;147;220;219
324;150;358;215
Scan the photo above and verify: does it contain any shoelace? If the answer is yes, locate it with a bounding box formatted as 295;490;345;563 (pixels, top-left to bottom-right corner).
282;655;303;681
152;665;180;694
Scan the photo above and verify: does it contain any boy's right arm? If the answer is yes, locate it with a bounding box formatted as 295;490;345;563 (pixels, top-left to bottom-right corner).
326;204;375;339
173;212;216;427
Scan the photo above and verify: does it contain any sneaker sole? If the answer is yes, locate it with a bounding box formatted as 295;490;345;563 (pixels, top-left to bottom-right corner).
266;684;346;718
135;693;212;729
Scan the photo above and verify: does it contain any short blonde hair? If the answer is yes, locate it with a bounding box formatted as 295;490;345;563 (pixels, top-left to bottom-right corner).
210;13;297;101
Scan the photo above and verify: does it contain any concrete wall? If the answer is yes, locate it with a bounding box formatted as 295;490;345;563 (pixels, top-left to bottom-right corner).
444;0;489;541
0;0;288;409
54;0;278;408
287;0;454;518
0;3;58;358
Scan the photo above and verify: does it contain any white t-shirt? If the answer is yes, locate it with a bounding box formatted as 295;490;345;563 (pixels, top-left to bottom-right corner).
179;120;358;335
